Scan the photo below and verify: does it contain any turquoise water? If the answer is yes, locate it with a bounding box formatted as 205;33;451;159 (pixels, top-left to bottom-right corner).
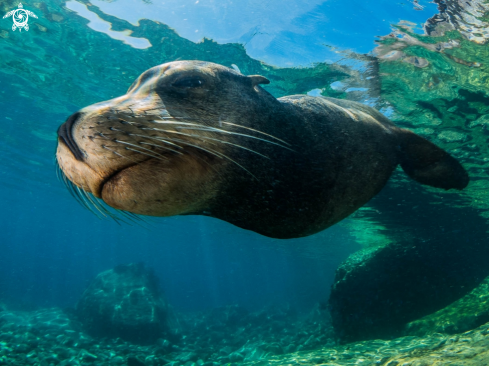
1;0;489;364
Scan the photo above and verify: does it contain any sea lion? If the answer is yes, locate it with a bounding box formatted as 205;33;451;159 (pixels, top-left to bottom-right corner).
56;60;468;239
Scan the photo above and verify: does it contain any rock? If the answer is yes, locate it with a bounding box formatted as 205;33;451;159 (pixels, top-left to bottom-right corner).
127;356;145;366
110;355;125;365
219;346;233;355
229;351;244;362
404;275;489;336
79;349;98;361
262;343;282;355
156;338;170;348
76;263;169;344
329;229;489;343
176;351;198;363
218;356;230;363
59;358;81;366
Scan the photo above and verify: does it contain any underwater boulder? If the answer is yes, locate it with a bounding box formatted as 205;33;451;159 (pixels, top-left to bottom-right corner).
329;235;489;343
404;275;489;337
76;263;169;344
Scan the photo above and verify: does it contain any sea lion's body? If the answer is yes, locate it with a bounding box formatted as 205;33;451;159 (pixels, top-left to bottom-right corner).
56;61;468;238
206;95;399;238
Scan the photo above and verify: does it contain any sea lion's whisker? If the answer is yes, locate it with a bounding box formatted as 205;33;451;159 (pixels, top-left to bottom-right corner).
139;141;184;155
123;133;184;154
141;128;268;158
149;121;292;151
113;140;169;161
162;130;270;159
141;132;257;176
110;126;183;155
130;134;183;149
77;185;107;219
151;120;203;127
93;135;152;163
55;160;62;182
60;170;71;192
64;178;91;213
101;138;165;163
221;121;291;145
77;176;115;220
109;127;127;133
124;146;166;161
101;145;143;164
62;157;147;225
117;211;148;227
59;170;92;213
78;179;130;224
136;135;225;177
117;119;138;126
65;178;102;218
118;210;151;227
57;166;63;182
158;116;191;119
200;127;293;151
88;194;126;224
101;133;182;154
161;136;258;179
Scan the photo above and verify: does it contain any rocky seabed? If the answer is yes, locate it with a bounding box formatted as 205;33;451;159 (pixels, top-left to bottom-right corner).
2;306;489;366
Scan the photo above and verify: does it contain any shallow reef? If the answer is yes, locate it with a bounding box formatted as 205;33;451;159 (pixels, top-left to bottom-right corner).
3;305;489;365
0;303;333;366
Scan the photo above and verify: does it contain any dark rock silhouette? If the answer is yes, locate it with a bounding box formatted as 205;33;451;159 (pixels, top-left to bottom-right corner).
76;263;169;344
329;182;489;344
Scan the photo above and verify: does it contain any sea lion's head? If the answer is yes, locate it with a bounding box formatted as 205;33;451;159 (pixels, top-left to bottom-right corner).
56;61;273;216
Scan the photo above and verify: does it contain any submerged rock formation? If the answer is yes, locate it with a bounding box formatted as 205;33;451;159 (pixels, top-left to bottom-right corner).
405;275;489;337
328;230;489;343
76;263;169;344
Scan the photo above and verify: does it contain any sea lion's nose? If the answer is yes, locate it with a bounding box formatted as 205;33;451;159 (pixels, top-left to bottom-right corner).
57;112;85;161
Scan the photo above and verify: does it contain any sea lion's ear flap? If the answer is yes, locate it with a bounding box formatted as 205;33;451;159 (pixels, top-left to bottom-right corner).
248;75;270;87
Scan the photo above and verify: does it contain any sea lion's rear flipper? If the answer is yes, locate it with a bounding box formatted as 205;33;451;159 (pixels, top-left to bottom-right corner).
397;128;469;190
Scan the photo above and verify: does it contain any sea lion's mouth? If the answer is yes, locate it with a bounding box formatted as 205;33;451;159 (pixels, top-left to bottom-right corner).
56;136;153;199
98;159;150;198
57;112;85;161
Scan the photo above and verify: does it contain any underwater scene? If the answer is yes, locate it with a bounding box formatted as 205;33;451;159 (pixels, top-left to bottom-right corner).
2;0;489;364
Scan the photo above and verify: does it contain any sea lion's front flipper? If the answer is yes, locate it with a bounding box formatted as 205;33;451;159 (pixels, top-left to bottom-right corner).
397;128;469;190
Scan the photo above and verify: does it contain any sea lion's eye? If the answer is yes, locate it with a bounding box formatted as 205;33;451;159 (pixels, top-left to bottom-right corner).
172;77;204;88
